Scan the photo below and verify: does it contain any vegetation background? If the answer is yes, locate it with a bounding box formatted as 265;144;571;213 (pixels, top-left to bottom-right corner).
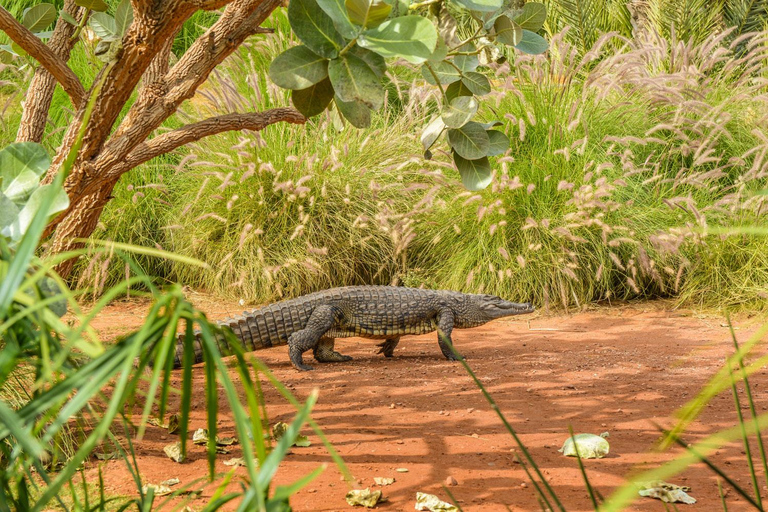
2;0;767;312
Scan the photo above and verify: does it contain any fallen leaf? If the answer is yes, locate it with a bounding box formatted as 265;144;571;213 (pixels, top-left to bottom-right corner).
192;428;209;445
559;433;610;459
415;492;458;511
272;422;311;447
95;451;119;460
142;484;173;497
223;457;247;467
168;414;180;435
638;481;696;504
395;468;409;473
345;488;382;508
373;477;394;486
147;417;169;429
163;442;185;463
160;477;180;486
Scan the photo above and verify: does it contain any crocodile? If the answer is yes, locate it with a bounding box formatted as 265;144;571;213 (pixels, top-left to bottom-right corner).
173;286;534;371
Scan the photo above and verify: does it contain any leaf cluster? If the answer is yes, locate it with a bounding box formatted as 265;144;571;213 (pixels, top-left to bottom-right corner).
269;0;549;190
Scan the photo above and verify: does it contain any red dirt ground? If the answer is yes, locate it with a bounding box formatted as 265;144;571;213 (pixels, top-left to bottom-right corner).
82;294;768;511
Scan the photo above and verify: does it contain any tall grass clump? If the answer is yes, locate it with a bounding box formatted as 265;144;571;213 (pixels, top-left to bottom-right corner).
84;24;768;309
408;29;768;310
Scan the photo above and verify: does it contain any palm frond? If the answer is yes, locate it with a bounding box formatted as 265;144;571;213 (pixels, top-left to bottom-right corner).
724;0;768;37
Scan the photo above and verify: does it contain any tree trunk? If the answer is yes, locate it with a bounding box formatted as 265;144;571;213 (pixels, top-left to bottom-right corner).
50;176;119;278
15;0;83;143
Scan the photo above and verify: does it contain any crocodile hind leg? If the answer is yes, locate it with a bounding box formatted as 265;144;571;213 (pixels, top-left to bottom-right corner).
376;337;400;358
313;337;353;363
287;305;337;371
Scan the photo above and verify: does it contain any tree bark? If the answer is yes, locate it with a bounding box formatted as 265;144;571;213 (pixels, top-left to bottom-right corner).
0;5;85;108
15;1;85;143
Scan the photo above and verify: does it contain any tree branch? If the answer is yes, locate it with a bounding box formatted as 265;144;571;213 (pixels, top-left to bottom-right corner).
116;108;306;172
0;6;85;107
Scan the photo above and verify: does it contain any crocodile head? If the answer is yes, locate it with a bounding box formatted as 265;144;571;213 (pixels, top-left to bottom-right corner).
453;294;534;328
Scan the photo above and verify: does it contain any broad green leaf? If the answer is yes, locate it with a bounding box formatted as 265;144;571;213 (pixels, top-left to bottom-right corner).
350;45;387;77
59;10;78;26
316;0;359;38
448;121;490;159
38;277;68;318
90;12;118;41
479;120;503;129
461;71;491;95
421;115;446;153
115;0;134;36
445;79;473;102
358;16;437;64
335;96;371;128
289;0;345;59
0;142;50;202
486;129;509;156
494;15;522;46
452;42;479;72
269;45;329;90
428;37;448;63
453;153;492;190
346;0;391;28
450;0;503;13
0;191;19;232
74;0;108;12
515;29;548;54
0;47;15;64
22;4;57;33
514;1;546;32
292;77;335;117
328;53;384;109
2;183;69;242
441;96;478;128
421;61;461;85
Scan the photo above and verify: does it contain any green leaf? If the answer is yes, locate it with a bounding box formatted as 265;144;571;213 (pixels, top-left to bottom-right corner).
441;96;478;128
335;96;371;128
346;0;392;28
515;29;548;54
0;142;51;202
461;71;490;95
494;15;522;46
452;42;479;72
358;15;437;64
289;0;345;59
328;53;384;109
115;0;134;36
269;45;329;90
450;0;503;13
453;153;492;190
0;191;19;232
292;77;335;117
421;61;461;85
514;1;546;31
1;183;69;242
420;115;446;154
38;277;69;318
445;79;473;102
74;0;108;12
486;129;509;156
428;37;448;62
90;12;118;41
349;45;387;77
447;121;490;159
22;4;57;33
59;10;78;26
316;0;359;38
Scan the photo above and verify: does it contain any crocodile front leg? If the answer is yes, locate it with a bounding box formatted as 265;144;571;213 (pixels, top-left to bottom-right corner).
313;337;353;363
376;337;400;358
288;305;337;371
436;309;462;361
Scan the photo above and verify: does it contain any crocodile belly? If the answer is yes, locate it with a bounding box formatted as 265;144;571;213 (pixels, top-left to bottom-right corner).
326;318;436;339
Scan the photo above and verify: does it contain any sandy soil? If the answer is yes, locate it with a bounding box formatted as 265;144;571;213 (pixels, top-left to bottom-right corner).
82;294;768;511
